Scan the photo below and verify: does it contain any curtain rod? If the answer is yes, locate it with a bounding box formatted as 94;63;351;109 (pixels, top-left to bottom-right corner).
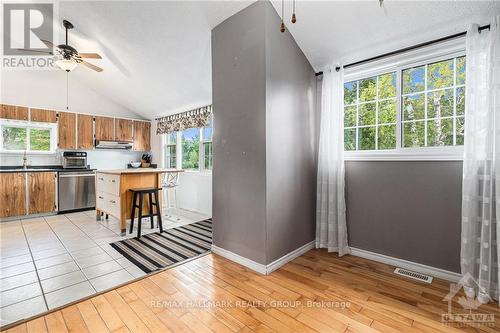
314;24;491;76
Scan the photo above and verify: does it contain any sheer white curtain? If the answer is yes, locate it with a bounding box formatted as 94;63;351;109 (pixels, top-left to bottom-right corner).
461;16;500;304
316;67;350;256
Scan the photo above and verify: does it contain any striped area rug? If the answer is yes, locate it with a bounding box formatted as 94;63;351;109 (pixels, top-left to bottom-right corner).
110;219;212;273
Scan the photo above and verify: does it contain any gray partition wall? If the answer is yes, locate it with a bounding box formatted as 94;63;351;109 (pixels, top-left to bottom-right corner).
212;1;318;265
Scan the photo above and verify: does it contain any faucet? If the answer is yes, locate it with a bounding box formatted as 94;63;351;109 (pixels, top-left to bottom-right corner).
22;151;28;170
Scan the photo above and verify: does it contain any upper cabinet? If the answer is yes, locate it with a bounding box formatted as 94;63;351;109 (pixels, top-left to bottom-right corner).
95;116;114;141
77;114;94;149
58;112;77;149
1;104;28;121
133;121;151;151
31;108;57;123
115;118;134;142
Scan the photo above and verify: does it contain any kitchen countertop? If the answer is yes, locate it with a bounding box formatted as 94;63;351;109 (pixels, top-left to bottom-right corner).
0;165;95;173
97;168;183;175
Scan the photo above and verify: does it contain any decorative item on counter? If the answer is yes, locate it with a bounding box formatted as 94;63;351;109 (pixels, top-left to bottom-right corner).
130;161;141;168
141;153;151;168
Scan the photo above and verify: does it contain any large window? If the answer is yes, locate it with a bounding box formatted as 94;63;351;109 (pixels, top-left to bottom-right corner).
163;114;213;171
344;54;466;155
0;120;57;153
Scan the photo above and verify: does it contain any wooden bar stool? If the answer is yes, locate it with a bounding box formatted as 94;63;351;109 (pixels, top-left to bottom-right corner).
129;187;163;238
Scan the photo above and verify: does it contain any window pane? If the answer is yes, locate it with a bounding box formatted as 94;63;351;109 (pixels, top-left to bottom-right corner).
403;66;425;94
403;121;425;147
427;118;453;146
403;93;425;120
344;106;356;127
456;117;465;145
378;100;396;124
2;126;27;150
359;77;376;102
204;142;213;170
359;102;376;126
378;72;396;99
203;115;213;141
344;81;357;105
358;127;375;150
456;87;465;116
182;128;199;170
456;56;466;85
427;89;453;118
344;129;356;151
378;125;396;150
166;145;176;168
30;128;51;151
168;132;177;144
427;59;454;90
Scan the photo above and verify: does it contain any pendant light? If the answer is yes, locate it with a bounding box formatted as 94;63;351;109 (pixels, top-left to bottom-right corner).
291;0;296;23
280;0;285;32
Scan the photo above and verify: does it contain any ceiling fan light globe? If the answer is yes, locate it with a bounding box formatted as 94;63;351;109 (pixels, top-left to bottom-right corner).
56;58;78;72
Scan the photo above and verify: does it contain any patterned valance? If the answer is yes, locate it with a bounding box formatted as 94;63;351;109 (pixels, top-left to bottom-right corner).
156;105;212;134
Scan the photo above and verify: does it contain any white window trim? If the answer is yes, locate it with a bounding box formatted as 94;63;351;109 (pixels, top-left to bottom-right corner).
0;119;58;155
343;38;465;161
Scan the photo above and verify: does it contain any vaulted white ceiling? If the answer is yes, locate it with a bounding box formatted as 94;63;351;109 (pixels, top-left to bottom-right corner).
3;1;499;120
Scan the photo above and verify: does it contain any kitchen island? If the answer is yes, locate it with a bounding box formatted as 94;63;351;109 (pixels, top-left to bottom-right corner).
96;168;183;234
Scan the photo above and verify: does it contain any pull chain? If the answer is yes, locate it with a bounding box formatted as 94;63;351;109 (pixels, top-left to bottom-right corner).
66;72;69;110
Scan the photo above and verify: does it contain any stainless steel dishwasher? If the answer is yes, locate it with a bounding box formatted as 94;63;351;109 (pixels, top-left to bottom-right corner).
58;171;96;213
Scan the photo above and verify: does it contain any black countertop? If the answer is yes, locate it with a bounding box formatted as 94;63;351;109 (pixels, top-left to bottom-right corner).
0;165;96;173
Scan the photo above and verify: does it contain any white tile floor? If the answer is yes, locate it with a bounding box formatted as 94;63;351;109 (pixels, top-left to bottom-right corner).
0;208;209;327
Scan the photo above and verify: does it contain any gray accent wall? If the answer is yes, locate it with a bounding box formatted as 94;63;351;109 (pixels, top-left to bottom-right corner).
345;161;463;273
212;1;318;265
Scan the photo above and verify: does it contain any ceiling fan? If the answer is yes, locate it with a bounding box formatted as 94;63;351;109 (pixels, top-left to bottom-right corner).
18;20;103;72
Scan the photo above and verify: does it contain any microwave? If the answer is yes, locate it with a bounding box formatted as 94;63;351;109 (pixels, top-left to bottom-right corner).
62;151;88;169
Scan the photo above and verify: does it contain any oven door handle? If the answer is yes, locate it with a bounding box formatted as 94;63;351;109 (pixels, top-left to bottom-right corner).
59;173;95;178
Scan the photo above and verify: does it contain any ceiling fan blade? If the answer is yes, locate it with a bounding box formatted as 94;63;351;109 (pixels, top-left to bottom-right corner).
16;49;53;55
78;53;102;59
80;60;103;72
40;39;56;49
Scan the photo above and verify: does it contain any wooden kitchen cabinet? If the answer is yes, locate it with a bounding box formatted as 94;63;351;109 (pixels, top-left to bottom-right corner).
28;172;56;214
30;108;57;123
58;112;77;149
77;114;94;149
133;120;151;151
0;173;26;217
95;116;114;141
115;118;133;142
1;104;28;121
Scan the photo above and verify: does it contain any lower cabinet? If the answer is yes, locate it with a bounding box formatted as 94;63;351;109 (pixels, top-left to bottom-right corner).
28;172;57;214
0;173;27;217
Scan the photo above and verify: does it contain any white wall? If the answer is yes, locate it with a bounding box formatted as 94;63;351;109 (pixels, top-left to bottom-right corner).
150;130;212;216
1;70;142;119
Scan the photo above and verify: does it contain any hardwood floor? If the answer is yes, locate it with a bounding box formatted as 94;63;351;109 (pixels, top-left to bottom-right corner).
3;249;499;332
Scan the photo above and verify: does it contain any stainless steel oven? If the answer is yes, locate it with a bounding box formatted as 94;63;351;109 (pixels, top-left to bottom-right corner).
58;171;96;212
62;151;87;169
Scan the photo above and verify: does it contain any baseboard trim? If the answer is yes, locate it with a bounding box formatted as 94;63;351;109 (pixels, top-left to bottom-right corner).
349;247;462;282
211;245;267;274
266;241;315;274
211;241;315;275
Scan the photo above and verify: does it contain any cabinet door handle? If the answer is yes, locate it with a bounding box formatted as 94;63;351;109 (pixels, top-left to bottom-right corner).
98;177;104;181
98;196;104;199
111;180;116;183
109;200;116;204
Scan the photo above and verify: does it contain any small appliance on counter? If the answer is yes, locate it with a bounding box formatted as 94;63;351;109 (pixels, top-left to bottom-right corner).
62;151;88;169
